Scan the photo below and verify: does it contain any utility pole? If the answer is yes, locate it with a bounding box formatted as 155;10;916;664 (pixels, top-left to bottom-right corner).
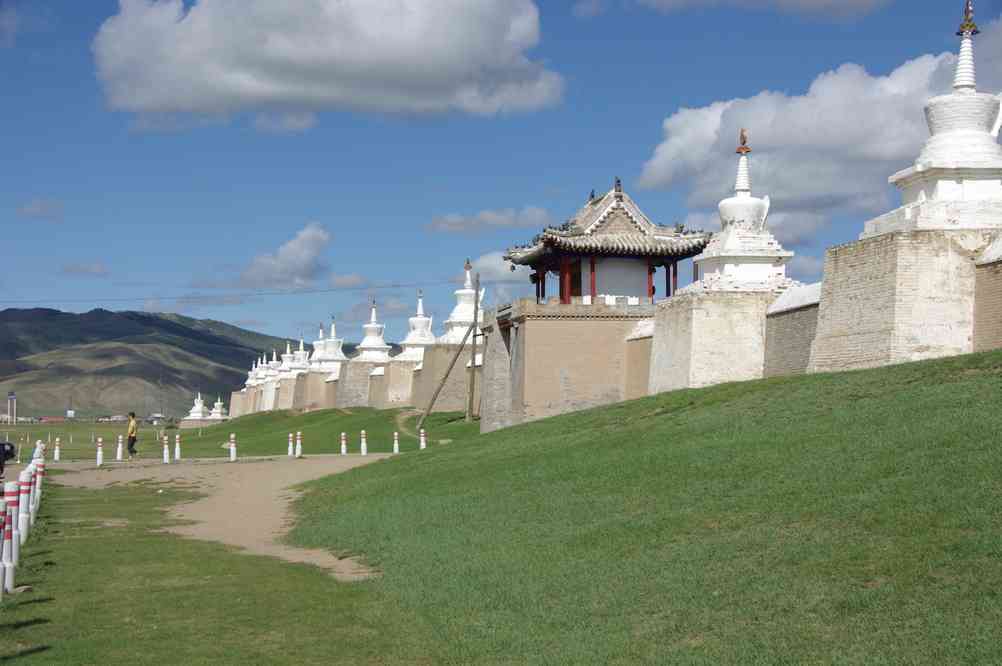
466;273;481;423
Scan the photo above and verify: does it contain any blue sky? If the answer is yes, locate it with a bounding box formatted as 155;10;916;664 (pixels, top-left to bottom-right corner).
2;0;1000;343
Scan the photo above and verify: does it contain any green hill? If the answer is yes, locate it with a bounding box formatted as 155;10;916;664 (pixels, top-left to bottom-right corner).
283;349;1002;663
0;308;334;418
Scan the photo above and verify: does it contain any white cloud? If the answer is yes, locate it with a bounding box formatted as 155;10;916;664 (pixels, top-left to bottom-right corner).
572;0;605;19
341;296;411;323
429;206;552;234
0;3;15;48
239;223;331;289
641;19;1002;246
253;112;317;134
331;273;369;289
62;262;110;278
17;198;64;222
93;0;563;127
787;255;824;281
638;0;888;15
470;251;534;305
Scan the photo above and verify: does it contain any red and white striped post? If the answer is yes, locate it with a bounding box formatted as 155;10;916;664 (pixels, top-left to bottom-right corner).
295;431;302;459
287;433;294;457
4;482;19;565
2;505;12;594
54;437;61;463
34;461;45;510
116;435;124;462
419;429;427;450
17;471;30;544
162;435;170;464
340;432;347;456
97;437;105;467
360;431;368;456
28;464;38;527
229;433;237;462
393;431;399;454
174;434;181;461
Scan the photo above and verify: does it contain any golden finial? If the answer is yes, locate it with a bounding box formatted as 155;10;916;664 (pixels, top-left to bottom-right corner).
958;0;979;36
736;128;751;155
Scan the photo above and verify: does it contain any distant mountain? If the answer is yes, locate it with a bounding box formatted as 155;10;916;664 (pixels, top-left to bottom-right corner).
0;309;348;418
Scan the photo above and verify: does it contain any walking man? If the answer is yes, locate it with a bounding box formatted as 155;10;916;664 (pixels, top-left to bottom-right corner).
126;412;138;460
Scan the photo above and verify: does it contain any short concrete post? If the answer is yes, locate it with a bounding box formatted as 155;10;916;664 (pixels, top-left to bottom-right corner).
360;431;368;456
174;434;181;461
34;461;45;509
17;471;30;545
28;465;38;527
229;433;237;462
2;505;13;594
419;429;427;450
0;509;6;601
287;433;294;457
340;432;347;456
115;435;123;462
97;437;105;467
295;431;302;459
54;437;61;462
162;435;170;464
4;482;19;566
393;431;399;454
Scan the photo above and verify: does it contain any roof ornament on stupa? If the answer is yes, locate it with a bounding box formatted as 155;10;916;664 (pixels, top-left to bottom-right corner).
355;299;392;363
310;315;349;369
397;290;437;361
682;129;795;293
440;260;485;344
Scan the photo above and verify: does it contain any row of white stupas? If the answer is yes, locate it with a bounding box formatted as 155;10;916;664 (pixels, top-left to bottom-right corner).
232;264;485;412
183;393;229;422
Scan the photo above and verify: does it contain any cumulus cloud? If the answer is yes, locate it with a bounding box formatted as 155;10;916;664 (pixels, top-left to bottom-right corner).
239;223;331;289
62;262;110;278
341;296;412;323
17;198;64;222
331;273;369;289
429;206;552;234
638;0;888;15
0;2;15;47
469;251;534;305
641;19;1002;246
93;0;563;127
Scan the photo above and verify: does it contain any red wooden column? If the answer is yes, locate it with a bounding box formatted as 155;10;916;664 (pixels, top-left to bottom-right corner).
560;258;571;304
540;271;547;300
647;262;655;303
589;257;597;299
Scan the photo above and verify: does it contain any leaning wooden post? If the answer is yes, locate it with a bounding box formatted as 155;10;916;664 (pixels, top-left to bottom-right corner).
466;272;481;423
416;320;475;433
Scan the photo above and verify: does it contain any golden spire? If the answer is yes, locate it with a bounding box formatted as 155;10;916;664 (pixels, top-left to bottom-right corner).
736;128;751;155
958;0;979;36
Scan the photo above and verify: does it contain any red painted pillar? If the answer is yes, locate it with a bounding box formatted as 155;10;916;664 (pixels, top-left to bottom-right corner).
560;259;571;304
589;257;597;299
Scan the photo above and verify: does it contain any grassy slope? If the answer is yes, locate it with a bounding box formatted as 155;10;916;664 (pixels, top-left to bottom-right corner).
287;350;1002;663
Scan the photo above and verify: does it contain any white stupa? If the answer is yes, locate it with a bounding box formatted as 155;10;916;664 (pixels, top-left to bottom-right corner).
310;318;349;371
288;338;310;376
396;291;436;362
186;393;211;419
440;260;485;344
207;396;228;420
355;301;392;363
686;130;795;293
864;1;1002;237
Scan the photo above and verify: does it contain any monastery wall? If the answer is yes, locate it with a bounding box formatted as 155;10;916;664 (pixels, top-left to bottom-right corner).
649;292;773;393
765;305;819;377
229;391;246;418
809;231;980;373
480;315;514;434
276;379;296;411
368;373;388;410
335;361;380;408
323;379;338;411
624;336;653;401
295;372;332;412
410;345;481;414
975;259;1002;351
386;360;420;407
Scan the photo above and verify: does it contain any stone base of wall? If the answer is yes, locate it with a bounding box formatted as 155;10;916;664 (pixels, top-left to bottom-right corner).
649;291;775;393
335;361;381;408
276;378;297;410
809;230;985;373
229;391;246;418
765;305;819;377
481;314;515;434
624;336;653;401
368;373;387;410
975;260;1002;351
368;360;420;410
411;345;481;414
292;373;331;412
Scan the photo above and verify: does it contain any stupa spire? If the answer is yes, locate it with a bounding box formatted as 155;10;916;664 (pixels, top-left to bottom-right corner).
330;316;337;339
954;0;979;91
735;129;752;194
370;298;378;324
463;260;473;290
417;289;425;317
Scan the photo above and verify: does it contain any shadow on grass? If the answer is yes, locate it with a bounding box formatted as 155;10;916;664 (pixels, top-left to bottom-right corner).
0;645;52;661
0;617;50;631
10;597;54;609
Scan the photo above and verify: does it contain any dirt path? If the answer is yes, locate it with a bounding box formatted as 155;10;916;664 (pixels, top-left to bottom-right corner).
44;455;389;581
394;409;421;438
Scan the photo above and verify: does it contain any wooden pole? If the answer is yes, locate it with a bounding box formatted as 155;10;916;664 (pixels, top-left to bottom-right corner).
466;273;481;423
417;322;475;433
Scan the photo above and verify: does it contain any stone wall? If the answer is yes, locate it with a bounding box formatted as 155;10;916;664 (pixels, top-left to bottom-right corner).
809;231;982;373
649;291;774;393
296;373;333;412
481;315;513;434
975;260;1002;351
624;336;653;401
335;361;380;408
276;378;296;410
764;305;819;377
229;391;246;418
368;372;387;409
385;360;420;407
410;344;482;413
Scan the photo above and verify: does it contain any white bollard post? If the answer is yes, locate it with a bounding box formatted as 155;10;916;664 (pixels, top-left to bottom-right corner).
54;437;61;462
340;432;347;456
175;434;181;461
17;470;30;544
116;435;123;462
419;429;427;450
34;461;45;510
97;437;105;467
163;435;170;464
2;505;13;594
295;431;302;459
360;430;368;456
287;433;294;457
4;482;19;566
393;431;399;454
229;433;237;462
0;509;6;600
28;464;38;527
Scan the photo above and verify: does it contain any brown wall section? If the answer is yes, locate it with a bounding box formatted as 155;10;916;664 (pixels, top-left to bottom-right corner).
764;305;819;377
975;260;1002;351
624;337;652;401
410;345;482;413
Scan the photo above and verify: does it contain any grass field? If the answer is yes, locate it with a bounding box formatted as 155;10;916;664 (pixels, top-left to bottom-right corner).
3;409;473;461
4;350;1002;663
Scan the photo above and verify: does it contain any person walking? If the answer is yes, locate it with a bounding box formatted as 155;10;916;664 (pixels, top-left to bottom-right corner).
126;412;138;460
